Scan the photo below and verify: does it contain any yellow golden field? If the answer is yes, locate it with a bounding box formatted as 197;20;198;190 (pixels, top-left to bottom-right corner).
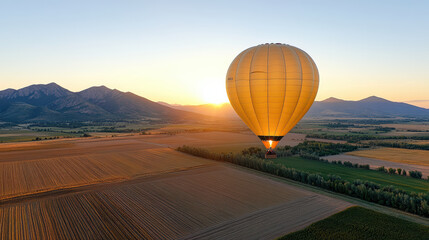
0;165;351;239
138;131;305;153
0;137;211;200
347;147;429;166
0;134;352;239
381;124;429;132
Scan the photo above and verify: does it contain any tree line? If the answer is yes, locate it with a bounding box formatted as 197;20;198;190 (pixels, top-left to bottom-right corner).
242;141;426;179
306;133;429;143
177;145;429;217
242;141;359;158
368;141;429;151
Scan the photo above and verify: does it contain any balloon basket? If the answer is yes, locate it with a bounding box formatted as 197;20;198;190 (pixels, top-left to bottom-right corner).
265;150;277;159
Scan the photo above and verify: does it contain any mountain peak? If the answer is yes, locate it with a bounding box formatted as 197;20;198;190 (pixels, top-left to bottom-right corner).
78;86;114;100
322;97;344;103
359;96;390;102
5;82;71;99
82;85;112;92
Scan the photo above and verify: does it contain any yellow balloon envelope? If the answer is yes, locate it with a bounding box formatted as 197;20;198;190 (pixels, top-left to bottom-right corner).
226;43;319;149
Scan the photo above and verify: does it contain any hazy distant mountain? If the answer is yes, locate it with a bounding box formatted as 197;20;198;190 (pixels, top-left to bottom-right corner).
321;97;345;103
2;83;427;123
162;96;429;119
306;96;429;118
0;83;203;123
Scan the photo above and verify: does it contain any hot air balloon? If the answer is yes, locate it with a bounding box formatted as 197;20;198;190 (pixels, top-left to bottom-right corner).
226;43;319;158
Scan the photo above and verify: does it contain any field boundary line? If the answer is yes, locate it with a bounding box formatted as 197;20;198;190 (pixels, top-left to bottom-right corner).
0;162;219;207
224;162;429;226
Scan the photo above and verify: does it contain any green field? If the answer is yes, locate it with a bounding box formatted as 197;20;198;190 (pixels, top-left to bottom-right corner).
279;206;429;240
274;156;429;193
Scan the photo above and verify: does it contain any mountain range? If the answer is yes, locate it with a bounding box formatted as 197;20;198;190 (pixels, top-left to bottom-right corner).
161;97;429;119
0;83;428;123
306;96;429;118
0;83;201;123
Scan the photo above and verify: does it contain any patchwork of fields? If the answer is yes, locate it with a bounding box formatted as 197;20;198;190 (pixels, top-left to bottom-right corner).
275;156;429;193
0;135;352;239
0;138;211;200
346;147;429;166
326;154;429;178
138;131;305;153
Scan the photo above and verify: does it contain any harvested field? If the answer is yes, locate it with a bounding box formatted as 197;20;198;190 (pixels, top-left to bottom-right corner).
138;132;306;152
0;138;212;200
347;148;429;166
412;140;429;145
325;154;429;178
0;164;352;239
381;124;429;132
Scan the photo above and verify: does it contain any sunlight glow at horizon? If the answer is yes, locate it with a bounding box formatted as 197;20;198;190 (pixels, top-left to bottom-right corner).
0;1;428;105
199;79;229;105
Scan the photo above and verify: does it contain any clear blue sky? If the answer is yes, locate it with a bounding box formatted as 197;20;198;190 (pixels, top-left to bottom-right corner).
1;0;428;104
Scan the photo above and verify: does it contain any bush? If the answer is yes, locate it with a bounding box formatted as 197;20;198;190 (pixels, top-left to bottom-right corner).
409;170;423;179
377;166;387;172
344;161;353;167
388;168;396;174
359;164;370;170
291;141;358;156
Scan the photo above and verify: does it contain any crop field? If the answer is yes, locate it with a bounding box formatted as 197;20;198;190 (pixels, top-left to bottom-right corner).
138;131;305;153
347;148;429;166
280;206;429;240
325;154;429;178
274;156;429;193
0;160;352;239
381;123;429;132
413;140;429;145
0;137;212;200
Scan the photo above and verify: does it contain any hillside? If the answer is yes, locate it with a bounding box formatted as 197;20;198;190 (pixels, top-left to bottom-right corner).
2;83;428;123
0;83;203;123
162;96;429;119
306;96;429;118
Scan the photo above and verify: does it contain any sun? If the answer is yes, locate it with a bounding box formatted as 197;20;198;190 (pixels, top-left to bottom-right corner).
200;80;228;105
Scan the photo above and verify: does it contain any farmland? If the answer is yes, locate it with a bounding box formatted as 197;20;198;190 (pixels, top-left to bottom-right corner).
347;147;429;166
1;126;429;238
0;136;353;239
139;131;305;153
274;156;429;193
280;206;429;240
325;154;429;178
0;137;212;200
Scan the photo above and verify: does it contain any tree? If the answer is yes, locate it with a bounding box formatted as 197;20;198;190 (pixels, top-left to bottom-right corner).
397;168;402;175
409;170;422;179
388;168;396;174
377;166;386;172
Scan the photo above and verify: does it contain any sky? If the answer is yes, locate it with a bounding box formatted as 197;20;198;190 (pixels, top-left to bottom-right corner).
1;0;428;105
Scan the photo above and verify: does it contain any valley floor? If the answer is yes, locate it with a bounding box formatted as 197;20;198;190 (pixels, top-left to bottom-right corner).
0;134;350;239
0;132;427;239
